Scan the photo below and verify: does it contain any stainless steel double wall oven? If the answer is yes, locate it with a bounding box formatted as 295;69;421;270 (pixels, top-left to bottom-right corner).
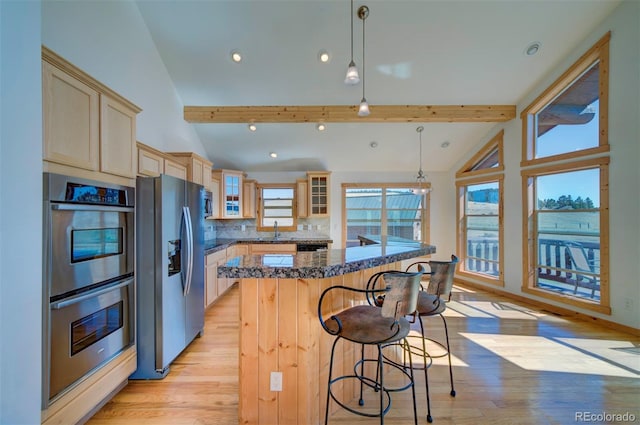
42;173;135;406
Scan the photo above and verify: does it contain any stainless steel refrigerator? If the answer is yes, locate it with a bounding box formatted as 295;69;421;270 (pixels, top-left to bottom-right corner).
131;174;205;379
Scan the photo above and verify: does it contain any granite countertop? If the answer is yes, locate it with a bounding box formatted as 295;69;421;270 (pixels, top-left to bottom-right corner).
203;237;333;255
217;242;436;279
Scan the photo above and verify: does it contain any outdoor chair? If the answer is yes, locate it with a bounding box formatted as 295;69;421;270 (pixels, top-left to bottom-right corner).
565;242;600;298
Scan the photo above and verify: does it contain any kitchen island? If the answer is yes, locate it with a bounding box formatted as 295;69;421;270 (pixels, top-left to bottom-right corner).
218;242;436;425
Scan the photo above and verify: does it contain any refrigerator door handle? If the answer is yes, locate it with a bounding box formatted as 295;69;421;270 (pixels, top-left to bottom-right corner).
182;206;194;296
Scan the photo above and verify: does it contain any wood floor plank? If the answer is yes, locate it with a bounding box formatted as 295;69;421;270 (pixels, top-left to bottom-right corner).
87;283;640;425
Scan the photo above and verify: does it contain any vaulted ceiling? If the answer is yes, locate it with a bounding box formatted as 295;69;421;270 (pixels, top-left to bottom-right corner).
136;0;620;173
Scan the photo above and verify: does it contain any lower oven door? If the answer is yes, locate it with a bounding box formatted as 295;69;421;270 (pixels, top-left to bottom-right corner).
47;277;134;403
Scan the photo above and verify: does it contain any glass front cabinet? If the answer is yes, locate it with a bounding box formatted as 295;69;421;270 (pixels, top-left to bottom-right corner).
308;171;330;217
212;169;243;218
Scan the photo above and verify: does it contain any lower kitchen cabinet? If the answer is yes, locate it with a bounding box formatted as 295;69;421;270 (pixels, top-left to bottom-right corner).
205;250;226;308
249;243;297;254
205;244;250;309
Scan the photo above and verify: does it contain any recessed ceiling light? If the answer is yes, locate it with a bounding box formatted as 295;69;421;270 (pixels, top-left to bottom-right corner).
316;122;326;131
524;41;541;56
248;123;257;131
318;49;330;63
231;50;242;63
441;141;450;148
269;152;277;158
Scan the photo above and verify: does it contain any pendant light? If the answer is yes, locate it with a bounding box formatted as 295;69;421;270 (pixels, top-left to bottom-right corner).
414;126;429;194
344;0;360;85
357;5;370;117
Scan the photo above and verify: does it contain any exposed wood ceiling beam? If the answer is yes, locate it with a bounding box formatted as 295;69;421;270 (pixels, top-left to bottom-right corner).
184;105;516;123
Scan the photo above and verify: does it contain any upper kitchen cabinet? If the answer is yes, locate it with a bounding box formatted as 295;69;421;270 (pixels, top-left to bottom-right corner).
168;152;213;190
308;171;331;217
242;179;257;219
42;47;141;186
137;142;187;179
211;169;243;218
296;178;308;218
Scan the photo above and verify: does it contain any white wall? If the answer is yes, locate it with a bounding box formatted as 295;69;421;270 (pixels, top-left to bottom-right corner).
41;0;206;156
0;2;43;424
449;0;640;330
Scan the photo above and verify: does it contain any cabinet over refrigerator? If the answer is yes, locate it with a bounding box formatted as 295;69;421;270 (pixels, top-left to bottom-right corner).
131;174;205;379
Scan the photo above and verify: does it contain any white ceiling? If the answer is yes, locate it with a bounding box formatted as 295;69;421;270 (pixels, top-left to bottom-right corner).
136;0;620;173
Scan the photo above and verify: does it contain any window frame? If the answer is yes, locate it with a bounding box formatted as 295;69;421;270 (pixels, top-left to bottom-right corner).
341;183;431;248
521;157;610;314
456;175;504;286
520;32;610;168
256;183;298;232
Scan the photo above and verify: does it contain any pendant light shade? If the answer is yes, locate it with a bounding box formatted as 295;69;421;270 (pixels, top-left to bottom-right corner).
345;61;360;85
358;98;370;116
357;5;370;117
344;0;360;85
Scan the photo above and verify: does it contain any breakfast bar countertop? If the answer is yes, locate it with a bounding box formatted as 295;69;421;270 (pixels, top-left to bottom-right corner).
217;242;436;279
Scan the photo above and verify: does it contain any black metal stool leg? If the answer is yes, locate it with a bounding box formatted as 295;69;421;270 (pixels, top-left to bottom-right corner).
441;314;456;397
377;344;385;425
325;337;340;425
359;344;366;405
419;316;433;423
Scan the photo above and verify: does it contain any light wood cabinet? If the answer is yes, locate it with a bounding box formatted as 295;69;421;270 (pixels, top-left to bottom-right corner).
137;143;164;177
164;158;187;180
42;47;141;185
296;178;308;218
249;243;297;255
205;250;226;309
137;142;188;179
208;174;221;219
42;61;100;172
242;179;257;218
212;169;243;218
168;152;213;187
296;172;330;218
308;171;331;217
202;162;213;193
100;95;137;178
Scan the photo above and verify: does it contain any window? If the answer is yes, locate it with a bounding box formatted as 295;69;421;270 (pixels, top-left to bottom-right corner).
522;158;609;313
456;131;504;285
257;184;297;232
343;184;430;248
521;33;610;314
521;32;610;167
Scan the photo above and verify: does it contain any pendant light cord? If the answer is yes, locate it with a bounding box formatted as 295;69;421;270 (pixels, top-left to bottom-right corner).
361;9;366;99
350;0;354;63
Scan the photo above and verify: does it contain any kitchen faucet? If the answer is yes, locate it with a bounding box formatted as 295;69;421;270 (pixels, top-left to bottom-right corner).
274;220;279;240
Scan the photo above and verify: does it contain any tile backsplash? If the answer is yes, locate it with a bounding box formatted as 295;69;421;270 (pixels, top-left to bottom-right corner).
206;217;330;241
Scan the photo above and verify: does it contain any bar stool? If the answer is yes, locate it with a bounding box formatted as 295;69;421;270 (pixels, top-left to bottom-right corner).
318;270;422;425
404;255;459;423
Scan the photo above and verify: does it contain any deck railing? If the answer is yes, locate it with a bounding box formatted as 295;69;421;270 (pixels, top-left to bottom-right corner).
465;238;601;296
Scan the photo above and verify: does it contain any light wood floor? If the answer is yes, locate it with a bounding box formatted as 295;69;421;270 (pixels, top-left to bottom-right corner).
88;284;640;425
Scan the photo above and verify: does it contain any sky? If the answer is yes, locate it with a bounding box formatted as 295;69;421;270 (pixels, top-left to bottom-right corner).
534;99;600;204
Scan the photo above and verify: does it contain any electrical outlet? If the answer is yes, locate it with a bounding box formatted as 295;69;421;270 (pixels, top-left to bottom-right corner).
624;297;633;311
241;224;246;232
270;371;282;391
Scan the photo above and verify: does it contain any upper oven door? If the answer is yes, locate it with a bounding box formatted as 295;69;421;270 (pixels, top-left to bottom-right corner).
49;203;134;298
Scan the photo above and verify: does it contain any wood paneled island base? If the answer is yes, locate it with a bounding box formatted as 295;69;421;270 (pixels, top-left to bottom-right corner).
218;243;436;425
